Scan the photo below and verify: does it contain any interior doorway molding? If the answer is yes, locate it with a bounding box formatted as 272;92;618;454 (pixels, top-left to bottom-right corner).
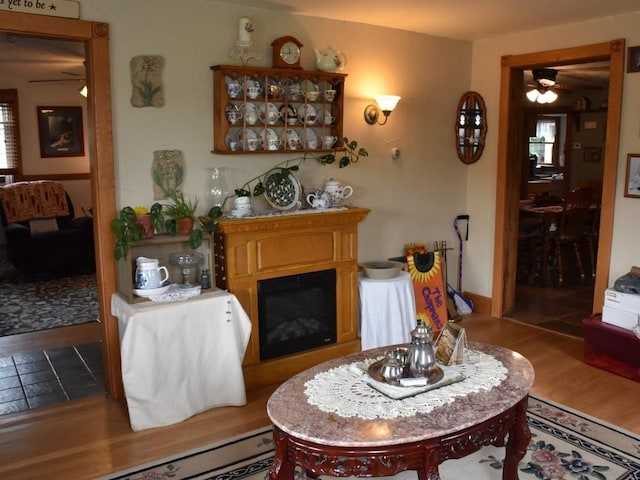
0;12;122;398
490;39;625;318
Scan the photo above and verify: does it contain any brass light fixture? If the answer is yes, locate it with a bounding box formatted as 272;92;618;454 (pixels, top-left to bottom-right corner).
364;95;401;125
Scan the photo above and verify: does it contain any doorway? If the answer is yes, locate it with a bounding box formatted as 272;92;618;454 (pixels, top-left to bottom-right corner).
491;40;625;321
0;12;121;401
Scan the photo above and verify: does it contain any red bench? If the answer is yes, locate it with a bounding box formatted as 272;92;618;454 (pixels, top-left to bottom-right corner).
583;314;640;382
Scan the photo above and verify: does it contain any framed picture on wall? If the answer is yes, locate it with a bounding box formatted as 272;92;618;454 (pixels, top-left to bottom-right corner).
36;106;85;157
624;154;640;198
583;146;602;163
628;46;640;73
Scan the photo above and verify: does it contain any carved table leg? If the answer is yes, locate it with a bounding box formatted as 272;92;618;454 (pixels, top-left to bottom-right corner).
269;427;297;480
502;396;531;480
417;465;440;480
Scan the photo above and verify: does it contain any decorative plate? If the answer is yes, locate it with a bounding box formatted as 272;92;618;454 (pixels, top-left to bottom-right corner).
236;128;258;144
317;108;333;125
300;79;319;93
259;102;280;125
285;128;300;149
263;169;302;210
300;129;318;149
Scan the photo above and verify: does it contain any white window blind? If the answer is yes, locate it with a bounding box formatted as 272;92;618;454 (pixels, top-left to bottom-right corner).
0;89;21;175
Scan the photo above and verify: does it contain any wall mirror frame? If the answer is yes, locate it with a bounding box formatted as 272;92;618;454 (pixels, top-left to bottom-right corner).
455;90;487;164
0;11;121;398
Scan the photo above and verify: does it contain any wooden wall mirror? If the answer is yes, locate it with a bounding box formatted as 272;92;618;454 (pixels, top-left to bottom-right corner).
455;91;487;164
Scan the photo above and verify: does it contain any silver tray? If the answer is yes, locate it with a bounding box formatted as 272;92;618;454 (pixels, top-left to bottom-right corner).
367;359;444;387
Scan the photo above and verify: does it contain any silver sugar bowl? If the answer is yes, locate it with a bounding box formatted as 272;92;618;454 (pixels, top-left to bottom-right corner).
380;352;404;382
408;319;436;377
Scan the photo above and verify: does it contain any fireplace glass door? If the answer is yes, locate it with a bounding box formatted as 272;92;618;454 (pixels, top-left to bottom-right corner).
258;269;337;360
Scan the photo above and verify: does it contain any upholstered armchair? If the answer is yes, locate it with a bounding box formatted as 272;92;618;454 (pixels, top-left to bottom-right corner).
0;181;95;277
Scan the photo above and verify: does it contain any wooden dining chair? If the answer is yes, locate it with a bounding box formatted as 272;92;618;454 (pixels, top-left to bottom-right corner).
554;206;591;284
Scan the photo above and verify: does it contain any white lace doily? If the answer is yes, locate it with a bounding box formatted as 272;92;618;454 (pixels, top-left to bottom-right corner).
148;284;201;302
304;349;507;420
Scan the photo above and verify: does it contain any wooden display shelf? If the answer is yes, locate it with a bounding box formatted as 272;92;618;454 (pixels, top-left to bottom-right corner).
211;64;346;154
116;233;215;303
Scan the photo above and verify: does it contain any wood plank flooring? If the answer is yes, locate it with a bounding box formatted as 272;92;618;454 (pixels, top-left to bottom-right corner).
0;313;639;480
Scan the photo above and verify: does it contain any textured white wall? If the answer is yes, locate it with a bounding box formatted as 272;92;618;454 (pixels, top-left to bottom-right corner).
79;0;472;275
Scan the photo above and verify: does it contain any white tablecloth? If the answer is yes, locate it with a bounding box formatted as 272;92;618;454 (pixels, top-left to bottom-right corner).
358;271;417;350
111;290;252;431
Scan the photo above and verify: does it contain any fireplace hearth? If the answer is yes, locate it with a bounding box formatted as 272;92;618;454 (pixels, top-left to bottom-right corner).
258;269;337;360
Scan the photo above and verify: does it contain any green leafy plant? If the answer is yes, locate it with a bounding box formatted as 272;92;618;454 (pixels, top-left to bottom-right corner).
164;193;198;220
209;137;367;218
110;203;164;260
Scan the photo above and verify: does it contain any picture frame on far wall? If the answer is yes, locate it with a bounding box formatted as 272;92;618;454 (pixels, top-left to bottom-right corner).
36;106;85;158
624;153;640;198
627;46;640;73
583;146;602;163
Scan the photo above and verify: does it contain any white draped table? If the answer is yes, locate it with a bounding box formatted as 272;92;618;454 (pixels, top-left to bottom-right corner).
358;271;417;350
111;290;251;431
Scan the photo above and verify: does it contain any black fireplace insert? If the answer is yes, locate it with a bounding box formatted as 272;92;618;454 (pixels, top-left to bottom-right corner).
258;269;337;360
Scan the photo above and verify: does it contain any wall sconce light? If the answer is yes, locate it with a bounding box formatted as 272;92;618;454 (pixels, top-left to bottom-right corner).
364;95;401;125
79;85;88;97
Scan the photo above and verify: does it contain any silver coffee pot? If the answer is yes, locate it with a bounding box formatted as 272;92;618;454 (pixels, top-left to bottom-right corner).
408;319;436;377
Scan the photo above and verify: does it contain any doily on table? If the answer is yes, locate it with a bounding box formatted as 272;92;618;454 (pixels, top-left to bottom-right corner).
304;349;507;420
148;284;201;302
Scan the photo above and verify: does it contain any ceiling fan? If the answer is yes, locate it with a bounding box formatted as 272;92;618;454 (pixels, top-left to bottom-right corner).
28;70;85;84
526;67;604;92
28;71;87;96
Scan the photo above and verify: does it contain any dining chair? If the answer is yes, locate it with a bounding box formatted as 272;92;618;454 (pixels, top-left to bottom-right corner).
554;206;591;284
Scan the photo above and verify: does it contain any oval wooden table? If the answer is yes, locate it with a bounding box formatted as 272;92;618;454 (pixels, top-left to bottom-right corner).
267;342;535;480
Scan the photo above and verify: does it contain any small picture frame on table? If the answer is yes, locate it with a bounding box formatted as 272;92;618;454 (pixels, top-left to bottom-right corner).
624;153;640;198
628;46;640;73
434;321;467;366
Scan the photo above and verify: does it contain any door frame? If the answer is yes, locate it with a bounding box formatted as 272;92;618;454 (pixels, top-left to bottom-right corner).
0;12;122;398
491;39;625;318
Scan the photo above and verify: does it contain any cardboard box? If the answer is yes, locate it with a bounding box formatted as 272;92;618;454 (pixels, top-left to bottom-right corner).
602;304;639;330
604;288;640;312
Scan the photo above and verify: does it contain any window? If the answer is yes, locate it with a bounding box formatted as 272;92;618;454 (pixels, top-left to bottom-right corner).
0;89;22;177
529;116;560;166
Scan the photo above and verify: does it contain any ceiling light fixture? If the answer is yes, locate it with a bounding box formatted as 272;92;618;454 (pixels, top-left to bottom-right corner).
526;88;558;104
527;68;559;104
364;95;401;126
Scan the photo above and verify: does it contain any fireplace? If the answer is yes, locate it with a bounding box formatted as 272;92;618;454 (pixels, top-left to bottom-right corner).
258;269;337;360
213;207;370;390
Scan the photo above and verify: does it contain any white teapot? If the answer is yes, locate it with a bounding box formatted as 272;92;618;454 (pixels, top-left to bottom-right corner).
323;178;353;205
314;47;347;73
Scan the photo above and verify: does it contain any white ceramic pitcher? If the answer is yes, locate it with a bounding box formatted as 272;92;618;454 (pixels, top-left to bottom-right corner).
135;257;169;289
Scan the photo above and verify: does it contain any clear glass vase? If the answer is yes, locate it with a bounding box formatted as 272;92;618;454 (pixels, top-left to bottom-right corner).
208;167;229;211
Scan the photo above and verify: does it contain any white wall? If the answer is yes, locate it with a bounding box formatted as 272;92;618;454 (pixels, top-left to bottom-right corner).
469;13;640;296
79;0;472;275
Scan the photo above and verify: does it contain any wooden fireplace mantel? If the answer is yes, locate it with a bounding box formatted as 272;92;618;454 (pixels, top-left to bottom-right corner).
214;207;370;391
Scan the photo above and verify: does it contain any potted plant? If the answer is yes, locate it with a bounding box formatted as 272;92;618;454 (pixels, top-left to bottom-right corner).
111;203;166;260
164;193;198;234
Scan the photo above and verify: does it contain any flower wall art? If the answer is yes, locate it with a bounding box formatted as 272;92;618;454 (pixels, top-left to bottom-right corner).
130;55;165;107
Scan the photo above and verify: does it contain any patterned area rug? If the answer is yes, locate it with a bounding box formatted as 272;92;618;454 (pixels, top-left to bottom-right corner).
0;268;99;336
99;395;640;480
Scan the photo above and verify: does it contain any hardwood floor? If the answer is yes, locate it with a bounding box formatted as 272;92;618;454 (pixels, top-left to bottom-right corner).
0;313;638;480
